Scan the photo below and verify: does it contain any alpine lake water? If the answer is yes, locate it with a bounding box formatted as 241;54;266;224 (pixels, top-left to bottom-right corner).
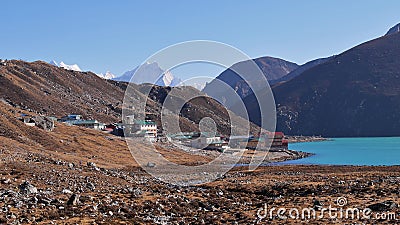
279;137;400;166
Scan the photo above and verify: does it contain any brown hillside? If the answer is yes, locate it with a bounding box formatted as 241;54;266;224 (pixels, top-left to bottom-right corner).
0;60;124;123
0;100;212;168
0;60;261;136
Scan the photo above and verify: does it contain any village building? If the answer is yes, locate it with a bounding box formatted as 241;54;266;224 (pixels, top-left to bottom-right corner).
228;135;255;148
269;132;285;147
123;120;158;141
125;115;135;125
189;132;229;151
20;114;55;131
133;120;157;138
60;114;105;130
59;114;82;122
68;119;105;130
191;135;228;151
232;132;288;150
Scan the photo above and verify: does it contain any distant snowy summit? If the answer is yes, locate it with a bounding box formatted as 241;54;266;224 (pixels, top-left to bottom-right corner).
113;62;182;87
49;60;116;79
50;60;81;72
385;23;400;36
49;60;188;87
97;71;116;79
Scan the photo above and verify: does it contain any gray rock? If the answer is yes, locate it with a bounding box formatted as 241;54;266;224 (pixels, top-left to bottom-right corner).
2;190;18;197
133;188;143;197
1;178;11;184
87;162;96;167
368;200;398;212
32;116;55;131
19;181;38;195
87;162;100;171
146;162;156;168
86;182;96;191
67;194;80;206
37;196;52;205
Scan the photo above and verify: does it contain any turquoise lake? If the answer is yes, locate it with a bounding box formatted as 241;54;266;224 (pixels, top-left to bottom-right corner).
282;137;400;166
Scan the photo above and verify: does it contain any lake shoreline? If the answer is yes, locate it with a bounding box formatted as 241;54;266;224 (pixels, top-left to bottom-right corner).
286;135;330;143
286;137;400;166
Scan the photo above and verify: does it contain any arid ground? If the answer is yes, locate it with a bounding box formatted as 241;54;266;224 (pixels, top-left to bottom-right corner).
1;125;399;224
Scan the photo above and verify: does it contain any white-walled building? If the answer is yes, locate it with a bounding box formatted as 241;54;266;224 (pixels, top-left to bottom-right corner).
191;136;228;151
130;120;157;141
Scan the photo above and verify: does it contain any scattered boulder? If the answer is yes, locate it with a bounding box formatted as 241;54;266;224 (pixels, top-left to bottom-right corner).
147;162;156;168
67;194;80;206
368;200;398;212
1;178;11;184
86;182;96;191
87;162;96;167
132;188;143;198
19;181;38;195
32;116;55;131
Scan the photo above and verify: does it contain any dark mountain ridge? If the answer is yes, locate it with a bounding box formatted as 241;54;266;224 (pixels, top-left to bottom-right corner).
271;56;333;86
202;56;299;101
244;31;400;137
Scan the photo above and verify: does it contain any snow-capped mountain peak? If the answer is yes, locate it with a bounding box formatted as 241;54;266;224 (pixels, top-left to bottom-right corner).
97;71;116;79
162;71;175;86
113;61;182;86
50;60;81;72
49;60;117;80
59;61;81;72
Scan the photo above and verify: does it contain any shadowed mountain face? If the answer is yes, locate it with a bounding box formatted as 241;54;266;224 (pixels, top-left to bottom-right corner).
271;56;333;86
202;56;299;100
244;32;400;137
385;23;400;36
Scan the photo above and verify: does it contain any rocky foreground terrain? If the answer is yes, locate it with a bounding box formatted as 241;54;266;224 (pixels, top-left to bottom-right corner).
0;113;398;225
1;59;399;224
2;145;400;225
0;95;320;224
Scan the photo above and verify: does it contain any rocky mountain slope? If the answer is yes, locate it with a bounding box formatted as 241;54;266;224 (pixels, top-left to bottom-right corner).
245;30;400;137
0;64;398;225
385;23;400;36
0;60;125;123
202;56;299;101
135;84;261;136
271;56;333;86
0;60;260;136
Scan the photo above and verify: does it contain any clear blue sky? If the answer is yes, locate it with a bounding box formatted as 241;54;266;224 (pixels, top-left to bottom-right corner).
1;0;399;78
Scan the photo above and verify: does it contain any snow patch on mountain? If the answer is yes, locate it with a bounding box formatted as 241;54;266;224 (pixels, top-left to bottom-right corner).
97;71;116;79
59;62;81;71
50;60;81;72
113;62;182;86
